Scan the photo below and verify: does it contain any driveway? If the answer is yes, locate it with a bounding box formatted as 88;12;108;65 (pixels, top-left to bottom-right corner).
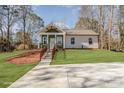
9;63;124;88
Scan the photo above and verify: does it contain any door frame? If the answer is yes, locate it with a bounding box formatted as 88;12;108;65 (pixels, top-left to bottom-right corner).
49;35;55;49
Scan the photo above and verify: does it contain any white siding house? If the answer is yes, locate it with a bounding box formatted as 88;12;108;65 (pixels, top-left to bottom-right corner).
40;24;99;49
65;35;99;48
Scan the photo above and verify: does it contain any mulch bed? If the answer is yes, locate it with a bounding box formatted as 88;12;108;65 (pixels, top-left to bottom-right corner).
7;49;42;64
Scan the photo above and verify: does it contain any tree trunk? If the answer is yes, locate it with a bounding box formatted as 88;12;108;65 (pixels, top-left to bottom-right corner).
99;6;103;49
108;6;114;51
0;29;3;40
7;8;10;50
23;18;26;49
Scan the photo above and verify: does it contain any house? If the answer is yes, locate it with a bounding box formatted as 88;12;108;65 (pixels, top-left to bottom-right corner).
40;24;99;49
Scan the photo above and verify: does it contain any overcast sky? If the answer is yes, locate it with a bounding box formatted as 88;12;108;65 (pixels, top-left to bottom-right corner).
32;5;81;28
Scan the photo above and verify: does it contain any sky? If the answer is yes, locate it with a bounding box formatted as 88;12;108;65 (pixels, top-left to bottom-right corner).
32;5;81;28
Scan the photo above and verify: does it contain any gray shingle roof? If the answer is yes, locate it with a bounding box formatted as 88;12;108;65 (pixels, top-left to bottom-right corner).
64;29;99;36
40;24;99;36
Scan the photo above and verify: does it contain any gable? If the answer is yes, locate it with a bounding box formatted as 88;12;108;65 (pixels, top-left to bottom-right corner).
41;24;65;33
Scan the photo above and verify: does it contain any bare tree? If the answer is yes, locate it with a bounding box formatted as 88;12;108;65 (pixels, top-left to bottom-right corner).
108;6;114;50
77;5;116;50
119;5;124;50
16;6;44;49
18;6;32;49
79;5;93;19
26;12;44;48
98;6;104;49
0;5;19;51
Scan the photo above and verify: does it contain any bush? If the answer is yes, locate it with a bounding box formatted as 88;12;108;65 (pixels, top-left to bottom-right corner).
57;45;63;49
16;44;29;50
0;39;15;52
42;44;47;48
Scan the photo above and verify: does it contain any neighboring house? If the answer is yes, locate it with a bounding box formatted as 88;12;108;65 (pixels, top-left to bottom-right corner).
40;24;99;49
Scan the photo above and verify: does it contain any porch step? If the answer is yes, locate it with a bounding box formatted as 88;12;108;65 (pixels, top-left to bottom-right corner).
39;59;51;65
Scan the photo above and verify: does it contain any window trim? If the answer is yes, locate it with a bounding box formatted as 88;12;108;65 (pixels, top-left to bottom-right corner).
71;37;75;45
43;36;47;44
89;38;93;45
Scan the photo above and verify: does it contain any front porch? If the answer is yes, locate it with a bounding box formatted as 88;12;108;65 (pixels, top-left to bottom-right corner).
40;24;66;50
41;34;65;49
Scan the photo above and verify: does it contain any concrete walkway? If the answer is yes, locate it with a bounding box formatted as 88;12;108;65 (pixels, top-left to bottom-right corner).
9;62;124;88
39;50;52;65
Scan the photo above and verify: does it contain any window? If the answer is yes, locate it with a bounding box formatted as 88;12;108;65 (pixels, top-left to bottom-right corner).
89;38;93;45
57;36;62;45
71;37;75;45
43;37;47;44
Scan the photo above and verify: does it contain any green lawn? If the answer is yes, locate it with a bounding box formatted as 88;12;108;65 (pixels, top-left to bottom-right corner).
0;51;37;88
51;49;124;65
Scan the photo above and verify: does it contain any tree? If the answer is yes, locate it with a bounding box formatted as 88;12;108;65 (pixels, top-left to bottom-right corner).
25;11;44;47
77;6;95;30
18;6;32;49
108;6;114;50
15;31;32;48
0;16;3;40
0;5;44;51
77;5;117;50
0;5;19;51
79;5;93;19
17;5;44;49
75;17;99;32
98;6;104;49
119;5;124;50
77;5;104;49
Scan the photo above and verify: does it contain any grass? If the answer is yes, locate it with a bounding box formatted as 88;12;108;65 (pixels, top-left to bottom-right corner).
51;49;124;65
0;50;37;88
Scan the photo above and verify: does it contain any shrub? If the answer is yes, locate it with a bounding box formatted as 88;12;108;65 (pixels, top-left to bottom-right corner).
0;39;15;52
16;44;29;50
57;45;63;49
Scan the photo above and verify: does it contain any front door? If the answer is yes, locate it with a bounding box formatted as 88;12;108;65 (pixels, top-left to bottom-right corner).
50;38;55;49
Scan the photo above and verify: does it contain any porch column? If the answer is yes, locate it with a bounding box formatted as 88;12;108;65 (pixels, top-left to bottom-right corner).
55;34;57;48
41;35;42;48
47;35;48;48
63;34;65;48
